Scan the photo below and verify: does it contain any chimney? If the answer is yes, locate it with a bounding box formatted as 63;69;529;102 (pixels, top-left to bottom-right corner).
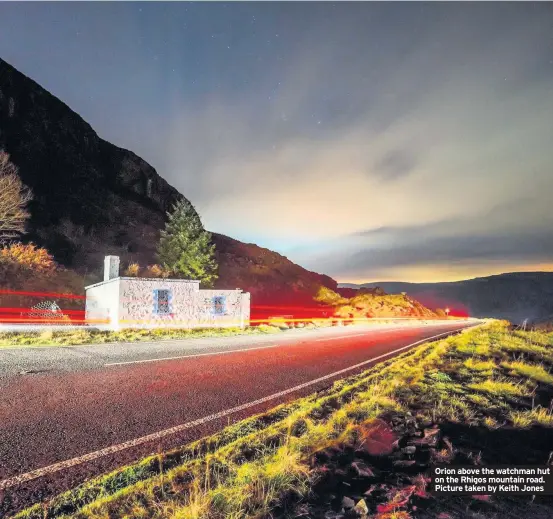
104;255;120;282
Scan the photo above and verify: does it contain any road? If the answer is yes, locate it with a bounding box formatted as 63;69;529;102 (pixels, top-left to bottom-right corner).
0;320;477;515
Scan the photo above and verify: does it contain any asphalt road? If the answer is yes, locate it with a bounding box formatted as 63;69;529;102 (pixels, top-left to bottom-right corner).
0;320;477;515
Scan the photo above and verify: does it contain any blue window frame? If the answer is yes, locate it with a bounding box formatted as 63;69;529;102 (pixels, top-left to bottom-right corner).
153;289;172;315
212;296;226;315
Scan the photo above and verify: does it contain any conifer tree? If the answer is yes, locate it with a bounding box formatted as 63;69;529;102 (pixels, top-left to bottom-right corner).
157;198;218;287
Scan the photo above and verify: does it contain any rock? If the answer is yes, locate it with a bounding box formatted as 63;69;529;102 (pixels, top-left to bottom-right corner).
335;468;349;478
402;446;416;455
342;496;356;509
353;499;369;515
393;460;417;467
324;512;345;519
363;484;378;496
412;427;440;446
356;418;398;456
351;461;375;478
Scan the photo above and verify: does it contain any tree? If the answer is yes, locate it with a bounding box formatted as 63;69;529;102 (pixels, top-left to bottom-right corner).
0;151;33;241
157;198;218;287
0;242;57;275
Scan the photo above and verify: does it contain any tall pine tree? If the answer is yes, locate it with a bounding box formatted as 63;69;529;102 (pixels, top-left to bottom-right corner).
157;198;218;287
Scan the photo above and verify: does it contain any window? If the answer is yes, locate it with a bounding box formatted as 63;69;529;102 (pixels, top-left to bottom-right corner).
212;296;226;315
153;289;172;315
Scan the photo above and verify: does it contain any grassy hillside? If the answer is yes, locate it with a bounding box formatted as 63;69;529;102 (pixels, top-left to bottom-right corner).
12;322;553;519
316;287;438;320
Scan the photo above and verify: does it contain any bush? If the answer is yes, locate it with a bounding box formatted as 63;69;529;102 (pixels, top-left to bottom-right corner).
123;262;140;277
314;286;348;306
0;242;57;275
0;243;84;312
122;263;172;279
144;264;171;278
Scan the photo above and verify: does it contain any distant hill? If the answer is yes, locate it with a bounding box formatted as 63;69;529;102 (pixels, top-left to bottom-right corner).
340;272;553;324
0;57;338;308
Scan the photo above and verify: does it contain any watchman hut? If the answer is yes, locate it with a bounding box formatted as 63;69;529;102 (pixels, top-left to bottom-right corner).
85;256;250;331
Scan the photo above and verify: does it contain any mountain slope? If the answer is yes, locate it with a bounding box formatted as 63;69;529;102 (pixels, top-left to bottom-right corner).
0;57;338;303
340;272;553;323
0;57;185;270
212;232;337;308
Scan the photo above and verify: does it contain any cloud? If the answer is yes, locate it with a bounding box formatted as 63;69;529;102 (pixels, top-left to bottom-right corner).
150;4;553;280
1;2;550;283
373;149;417;182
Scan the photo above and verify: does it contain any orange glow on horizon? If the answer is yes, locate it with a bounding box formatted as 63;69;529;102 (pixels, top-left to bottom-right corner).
340;262;553;284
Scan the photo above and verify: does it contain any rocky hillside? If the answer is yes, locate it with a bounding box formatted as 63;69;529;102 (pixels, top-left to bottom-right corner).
0;57;184;271
341;271;553;324
0;57;338;304
318;287;438;320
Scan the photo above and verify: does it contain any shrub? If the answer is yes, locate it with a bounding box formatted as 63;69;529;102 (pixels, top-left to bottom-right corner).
0;242;57;275
124;262;140;277
144;264;171;278
314;286;347;306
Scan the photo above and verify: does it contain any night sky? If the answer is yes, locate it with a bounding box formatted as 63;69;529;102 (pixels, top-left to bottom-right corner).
1;2;552;283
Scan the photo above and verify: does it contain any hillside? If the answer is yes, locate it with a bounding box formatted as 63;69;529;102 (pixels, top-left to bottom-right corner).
340;271;553;324
0;57;338;306
212;233;337;311
318;286;438;320
0;57;183;271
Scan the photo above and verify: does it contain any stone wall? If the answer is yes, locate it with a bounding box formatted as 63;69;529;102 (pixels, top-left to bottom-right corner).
85;277;250;330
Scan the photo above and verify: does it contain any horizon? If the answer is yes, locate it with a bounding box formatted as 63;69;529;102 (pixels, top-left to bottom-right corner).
337;267;553;286
1;3;552;282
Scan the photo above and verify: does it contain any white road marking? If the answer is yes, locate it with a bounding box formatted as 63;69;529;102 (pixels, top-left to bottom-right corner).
105;325;433;364
105;342;283;366
105;327;402;366
0;326;469;490
314;332;383;341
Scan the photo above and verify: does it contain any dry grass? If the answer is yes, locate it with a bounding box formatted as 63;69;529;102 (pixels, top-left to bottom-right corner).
502;360;553;385
468;378;527;397
510;406;553;428
0;324;284;348
12;321;553;519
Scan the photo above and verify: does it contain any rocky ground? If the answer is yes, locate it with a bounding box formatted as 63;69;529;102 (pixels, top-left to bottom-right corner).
293;411;553;519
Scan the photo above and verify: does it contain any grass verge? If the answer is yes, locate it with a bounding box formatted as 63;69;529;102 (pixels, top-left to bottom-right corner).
0;324;288;348
8;321;553;519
